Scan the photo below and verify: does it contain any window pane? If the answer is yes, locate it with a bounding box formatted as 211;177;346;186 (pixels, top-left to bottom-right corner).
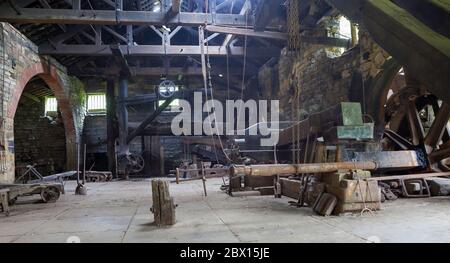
159;99;180;109
45;97;57;114
87;94;106;112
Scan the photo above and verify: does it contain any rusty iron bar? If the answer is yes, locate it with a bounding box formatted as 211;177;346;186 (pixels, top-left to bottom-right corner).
231;162;378;177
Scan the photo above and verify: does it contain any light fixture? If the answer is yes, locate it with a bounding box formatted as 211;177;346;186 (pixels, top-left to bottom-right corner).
218;74;224;78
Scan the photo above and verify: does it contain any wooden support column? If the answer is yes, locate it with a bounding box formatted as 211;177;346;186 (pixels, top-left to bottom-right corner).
143;136;152;177
106;79;117;178
151;136;161;177
118;78;129;156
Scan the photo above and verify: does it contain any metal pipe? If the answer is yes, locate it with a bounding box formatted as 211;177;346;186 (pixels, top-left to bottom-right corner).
231;162;378;177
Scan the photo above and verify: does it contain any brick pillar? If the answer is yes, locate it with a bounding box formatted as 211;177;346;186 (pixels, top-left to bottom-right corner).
0;117;15;183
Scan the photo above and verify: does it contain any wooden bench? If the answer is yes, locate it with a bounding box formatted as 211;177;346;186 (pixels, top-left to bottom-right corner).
0;188;10;216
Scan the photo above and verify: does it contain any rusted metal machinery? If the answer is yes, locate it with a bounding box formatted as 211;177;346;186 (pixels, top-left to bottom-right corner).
229;99;450;215
85;171;113;182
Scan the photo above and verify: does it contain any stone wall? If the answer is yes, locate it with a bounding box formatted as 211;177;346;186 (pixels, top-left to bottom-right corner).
257;18;390;122
0;23;86;183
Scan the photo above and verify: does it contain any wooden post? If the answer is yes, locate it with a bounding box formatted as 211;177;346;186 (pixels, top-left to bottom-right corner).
160;145;165;176
151;136;161;176
201;162;207;196
151;179;176;226
0;189;10;216
143;136;152;177
175;168;180;184
106;79;117;178
118;78;129;156
350;22;358;47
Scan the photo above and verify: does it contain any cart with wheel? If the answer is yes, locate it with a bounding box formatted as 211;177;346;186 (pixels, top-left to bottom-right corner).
0;182;63;205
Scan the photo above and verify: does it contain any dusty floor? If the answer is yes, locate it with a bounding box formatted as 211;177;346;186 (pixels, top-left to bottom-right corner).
1;178;450;243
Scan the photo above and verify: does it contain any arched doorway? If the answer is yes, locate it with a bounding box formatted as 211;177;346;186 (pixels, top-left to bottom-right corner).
13;77;67;177
6;62;77;179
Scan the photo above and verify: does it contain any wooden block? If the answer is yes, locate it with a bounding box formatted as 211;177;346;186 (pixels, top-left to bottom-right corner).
322;172;347;187
279;178;301;199
313;193;338;216
151;179;176;226
230;176;242;191
254;186;275;196
327;180;381;204
307;183;325;207
244;175;274;188
0;189;10;216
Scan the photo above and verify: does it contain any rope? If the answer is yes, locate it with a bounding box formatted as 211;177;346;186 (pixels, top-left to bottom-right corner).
202;0;232;163
357;179;375;216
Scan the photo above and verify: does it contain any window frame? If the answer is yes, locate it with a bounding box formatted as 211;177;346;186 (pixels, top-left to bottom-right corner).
157;85;182;112
86;93;107;115
44;96;58;117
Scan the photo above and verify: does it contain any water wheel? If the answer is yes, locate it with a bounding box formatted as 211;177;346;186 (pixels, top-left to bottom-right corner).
368;64;450;172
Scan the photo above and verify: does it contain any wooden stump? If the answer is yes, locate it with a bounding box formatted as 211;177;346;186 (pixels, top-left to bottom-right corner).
151;179;176;226
0;188;10;216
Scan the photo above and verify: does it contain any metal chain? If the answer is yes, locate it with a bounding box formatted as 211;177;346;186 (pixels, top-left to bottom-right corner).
287;0;301;53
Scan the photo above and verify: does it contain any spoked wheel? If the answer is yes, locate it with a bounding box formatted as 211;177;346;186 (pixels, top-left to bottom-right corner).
119;153;145;174
383;86;450;172
40;187;61;203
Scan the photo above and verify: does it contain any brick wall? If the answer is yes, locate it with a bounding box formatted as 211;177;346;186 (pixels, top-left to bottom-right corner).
0;23;86;183
14;89;66;176
257;20;390;122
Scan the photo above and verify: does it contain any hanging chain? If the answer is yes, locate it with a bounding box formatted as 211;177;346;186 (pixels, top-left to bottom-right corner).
287;0;301;53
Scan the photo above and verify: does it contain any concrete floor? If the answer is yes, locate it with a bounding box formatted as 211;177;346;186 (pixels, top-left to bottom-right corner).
1;178;450;243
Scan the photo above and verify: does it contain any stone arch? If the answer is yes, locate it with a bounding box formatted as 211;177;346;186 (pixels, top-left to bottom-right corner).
7;61;77;170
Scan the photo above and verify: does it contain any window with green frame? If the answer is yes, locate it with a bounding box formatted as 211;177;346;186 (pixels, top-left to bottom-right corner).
87;93;107;114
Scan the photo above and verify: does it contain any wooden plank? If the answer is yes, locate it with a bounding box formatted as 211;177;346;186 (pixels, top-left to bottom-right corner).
39;44;280;57
363;0;450;104
0;7;254;26
205;25;287;40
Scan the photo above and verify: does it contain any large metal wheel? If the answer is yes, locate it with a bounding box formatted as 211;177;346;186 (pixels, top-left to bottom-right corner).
119;153;145;174
382;81;450;172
